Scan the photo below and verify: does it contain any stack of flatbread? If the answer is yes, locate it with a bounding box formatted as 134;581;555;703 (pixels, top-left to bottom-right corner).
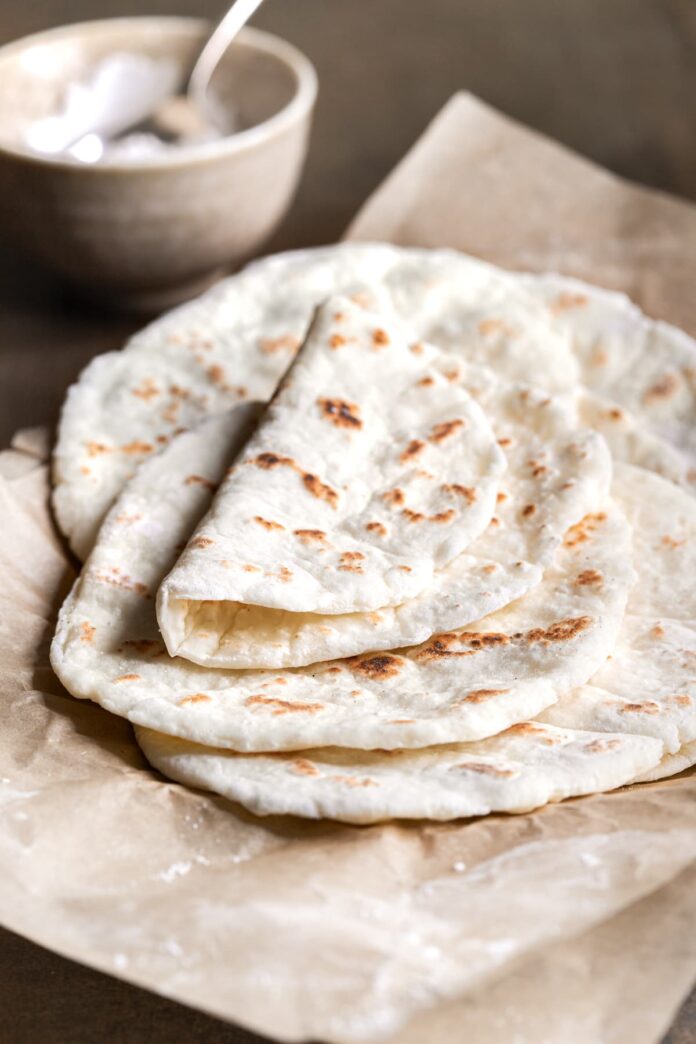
50;244;696;823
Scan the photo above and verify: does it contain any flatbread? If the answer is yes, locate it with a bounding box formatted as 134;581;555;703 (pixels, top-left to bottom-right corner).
541;464;696;755
53;245;577;558
634;741;696;784
131;466;696;823
53;245;696;562
523;273;696;478
135;723;661;824
50;410;632;752
158;335;611;670
158;294;505;631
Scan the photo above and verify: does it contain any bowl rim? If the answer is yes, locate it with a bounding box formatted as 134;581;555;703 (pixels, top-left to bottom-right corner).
0;16;318;171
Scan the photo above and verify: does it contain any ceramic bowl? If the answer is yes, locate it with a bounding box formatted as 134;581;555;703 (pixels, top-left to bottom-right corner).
0;17;317;309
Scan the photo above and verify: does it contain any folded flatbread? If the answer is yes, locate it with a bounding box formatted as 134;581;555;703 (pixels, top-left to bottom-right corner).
50;407;631;752
156;302;610;669
158;294;505;625
134;467;694;823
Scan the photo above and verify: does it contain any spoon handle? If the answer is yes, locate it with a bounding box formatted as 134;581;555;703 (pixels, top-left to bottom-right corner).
188;0;267;103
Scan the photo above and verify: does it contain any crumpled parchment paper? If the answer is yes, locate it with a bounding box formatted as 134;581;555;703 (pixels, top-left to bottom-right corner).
2;92;695;1043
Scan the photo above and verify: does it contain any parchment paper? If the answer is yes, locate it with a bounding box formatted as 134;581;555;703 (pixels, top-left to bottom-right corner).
2;93;696;1044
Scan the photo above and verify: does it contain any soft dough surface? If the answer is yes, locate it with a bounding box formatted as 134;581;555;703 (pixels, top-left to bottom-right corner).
50;408;632;752
135;723;662;824
53;245;696;560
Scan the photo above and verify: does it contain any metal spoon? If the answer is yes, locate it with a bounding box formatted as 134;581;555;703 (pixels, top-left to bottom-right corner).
65;0;267;159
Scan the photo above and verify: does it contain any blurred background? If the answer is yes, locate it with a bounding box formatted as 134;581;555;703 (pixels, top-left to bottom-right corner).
1;2;696;1040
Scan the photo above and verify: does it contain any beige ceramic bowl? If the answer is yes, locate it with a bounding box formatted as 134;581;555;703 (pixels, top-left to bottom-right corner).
0;17;317;309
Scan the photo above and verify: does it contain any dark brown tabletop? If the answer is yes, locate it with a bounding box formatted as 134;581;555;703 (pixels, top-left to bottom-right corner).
1;1;695;1041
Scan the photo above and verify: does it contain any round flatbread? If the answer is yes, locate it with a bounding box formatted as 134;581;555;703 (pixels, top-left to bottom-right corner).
50;408;631;752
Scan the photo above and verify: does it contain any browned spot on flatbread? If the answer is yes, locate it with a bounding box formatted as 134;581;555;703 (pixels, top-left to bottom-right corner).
416;617;591;661
668;694;692;707
410;342;424;355
478;317;518;336
338;551;365;573
417;376;435;388
389;719;415;724
414;631;507;662
245;695;325;716
584;738;621;753
643;373;679;404
550;292;588;314
329;333;348;349
93;569;149;598
178;693;212;706
496;491;508;504
430;509;456;524
121;440;154;456
620;701;661;715
507;722;548;737
253;516;285;531
575;569;603;587
662;534;685;549
80;621;95;643
303;472;339;508
348;654;403;679
400;439;426;464
131;378;160;401
457;761;516;778
650;624;665;639
207;364;227;385
430;419;465;443
251;452;296;470
259;334;300;355
184;474;218;492
294;528;329;547
114;673;141;684
243;564;261;572
250;444;339;508
80;466;91;475
508;723;563;745
443;483;477;504
278;566;293;582
292;758;320;777
372;328;390;348
365;521;387;537
520;504;537;519
383;488;406;507
497;436;512;448
564;512;607;548
398;564;411;572
459;688;510;704
115;512;142;526
85;441;111;457
402;507;425;524
190;536;214;549
521;616;593;644
330;774;377;788
444;367;460;382
318;397;362;429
